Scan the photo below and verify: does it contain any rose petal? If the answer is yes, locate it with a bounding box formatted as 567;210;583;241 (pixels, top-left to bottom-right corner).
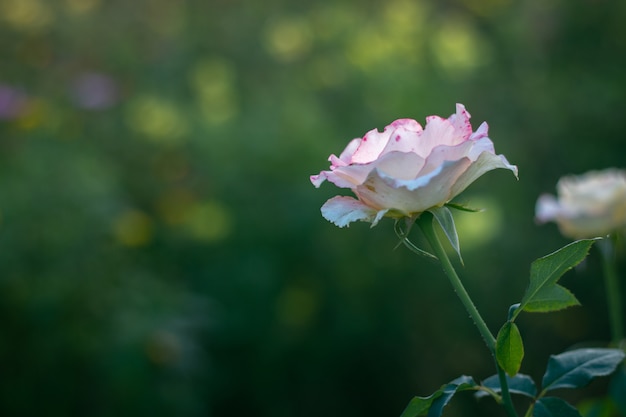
334;138;362;165
380;122;423;155
447;103;473;143
449;151;518;198
417;140;475;177
372;151;425;181
535;194;561;223
470;121;489;141
311;104;518;227
322;162;376;188
466;135;496;159
356;159;472;214
350;128;393;164
415;104;473;156
320;196;388;227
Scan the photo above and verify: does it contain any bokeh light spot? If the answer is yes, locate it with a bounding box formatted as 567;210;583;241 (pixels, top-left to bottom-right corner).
383;0;425;32
190;58;238;126
15;98;49;131
126;95;188;144
263;16;313;62
460;0;511;17
431;17;490;78
63;0;100;15
113;209;154;247
346;0;425;72
181;200;232;242
1;0;53;32
70;72;119;110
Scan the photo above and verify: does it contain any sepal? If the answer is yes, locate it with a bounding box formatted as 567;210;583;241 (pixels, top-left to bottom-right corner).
429;206;463;265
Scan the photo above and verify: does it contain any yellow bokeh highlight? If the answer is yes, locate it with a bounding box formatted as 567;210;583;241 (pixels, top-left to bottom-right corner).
460;0;511;17
14;99;46;131
190;58;238;126
157;189;233;243
310;4;357;42
125;95;188;144
63;0;100;15
181;200;233;242
113;209;154;247
383;0;425;31
12;98;66;133
346;0;426;71
0;0;53;32
431;16;490;77
263;16;313;62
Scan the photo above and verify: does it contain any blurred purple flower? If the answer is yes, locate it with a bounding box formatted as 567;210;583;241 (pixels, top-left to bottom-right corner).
0;85;29;120
70;72;119;110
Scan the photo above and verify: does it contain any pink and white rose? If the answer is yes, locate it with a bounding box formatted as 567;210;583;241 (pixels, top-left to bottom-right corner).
311;103;518;227
536;169;626;238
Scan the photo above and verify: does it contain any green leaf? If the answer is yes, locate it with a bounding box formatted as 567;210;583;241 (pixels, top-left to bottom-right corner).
542;348;626;392
399;376;477;417
577;397;617;417
516;239;595;319
522;284;580;312
533;397;582;417
475;373;537;399
429;206;462;264
496;322;525;376
399;396;438;417
427;376;477;417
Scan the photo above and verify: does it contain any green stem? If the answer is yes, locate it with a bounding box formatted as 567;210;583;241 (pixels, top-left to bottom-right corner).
599;238;624;346
523;404;534;417
418;213;518;417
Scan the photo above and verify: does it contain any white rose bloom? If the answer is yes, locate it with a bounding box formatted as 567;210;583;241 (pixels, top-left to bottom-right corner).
536;169;626;238
311;104;518;227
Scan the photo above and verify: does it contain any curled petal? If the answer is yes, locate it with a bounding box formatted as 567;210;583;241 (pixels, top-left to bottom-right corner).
312;162;376;189
450;151;518;198
333;138;362;166
321;196;388;227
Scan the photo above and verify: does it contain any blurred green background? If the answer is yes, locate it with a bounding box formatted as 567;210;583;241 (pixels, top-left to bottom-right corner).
1;0;625;416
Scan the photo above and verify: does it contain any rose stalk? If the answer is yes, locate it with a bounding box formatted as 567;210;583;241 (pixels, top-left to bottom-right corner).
311;104;519;416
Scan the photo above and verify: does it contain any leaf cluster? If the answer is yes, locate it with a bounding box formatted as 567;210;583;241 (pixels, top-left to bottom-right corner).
399;237;625;417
